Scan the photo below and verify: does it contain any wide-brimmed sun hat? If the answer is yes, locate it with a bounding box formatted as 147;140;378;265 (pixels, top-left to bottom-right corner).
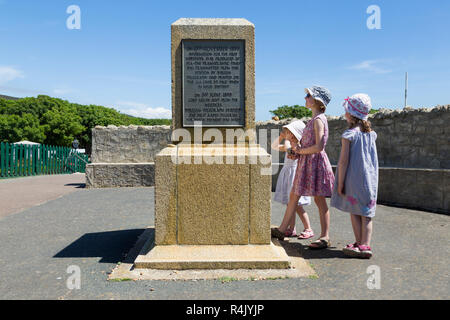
305;85;332;106
283;120;305;141
343;93;372;121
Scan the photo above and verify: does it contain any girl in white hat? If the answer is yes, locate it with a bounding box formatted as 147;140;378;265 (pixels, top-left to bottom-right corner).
330;93;379;258
271;120;314;239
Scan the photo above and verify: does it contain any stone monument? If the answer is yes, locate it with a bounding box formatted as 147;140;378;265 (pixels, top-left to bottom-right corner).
133;18;290;269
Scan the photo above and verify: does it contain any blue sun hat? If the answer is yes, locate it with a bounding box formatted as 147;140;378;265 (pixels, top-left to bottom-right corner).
305;85;332;106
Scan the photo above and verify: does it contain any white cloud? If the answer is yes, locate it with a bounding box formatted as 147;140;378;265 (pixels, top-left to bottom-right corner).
115;101;171;119
349;60;392;74
0;66;24;85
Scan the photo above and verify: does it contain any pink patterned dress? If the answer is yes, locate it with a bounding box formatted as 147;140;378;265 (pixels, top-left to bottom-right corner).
292;113;335;197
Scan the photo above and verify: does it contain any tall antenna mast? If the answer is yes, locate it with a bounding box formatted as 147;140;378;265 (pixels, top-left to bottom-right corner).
405;72;408;107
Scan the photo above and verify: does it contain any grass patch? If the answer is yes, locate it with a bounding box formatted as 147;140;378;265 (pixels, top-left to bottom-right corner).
218;276;238;283
264;276;289;280
308;274;319;280
109;278;133;282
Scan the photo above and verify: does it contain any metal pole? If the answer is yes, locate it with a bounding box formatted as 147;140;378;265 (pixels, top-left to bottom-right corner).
405;72;408;107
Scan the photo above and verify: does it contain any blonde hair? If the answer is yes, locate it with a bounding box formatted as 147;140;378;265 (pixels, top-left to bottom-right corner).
314;99;326;113
283;127;298;143
348;114;372;133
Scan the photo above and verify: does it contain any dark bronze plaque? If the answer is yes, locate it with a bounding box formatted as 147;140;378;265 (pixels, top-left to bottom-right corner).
182;40;245;127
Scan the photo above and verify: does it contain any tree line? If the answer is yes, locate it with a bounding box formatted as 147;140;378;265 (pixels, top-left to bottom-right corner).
0;95;171;153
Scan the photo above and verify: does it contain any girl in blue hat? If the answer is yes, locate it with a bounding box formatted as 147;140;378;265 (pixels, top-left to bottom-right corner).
272;86;335;249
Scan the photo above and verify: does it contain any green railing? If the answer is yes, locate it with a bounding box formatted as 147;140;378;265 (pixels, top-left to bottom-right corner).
0;142;89;179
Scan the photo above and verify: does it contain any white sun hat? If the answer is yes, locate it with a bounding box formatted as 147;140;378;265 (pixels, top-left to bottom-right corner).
283;120;306;141
343;93;372;121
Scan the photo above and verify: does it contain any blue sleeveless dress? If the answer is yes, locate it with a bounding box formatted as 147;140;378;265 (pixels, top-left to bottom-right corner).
330;128;379;217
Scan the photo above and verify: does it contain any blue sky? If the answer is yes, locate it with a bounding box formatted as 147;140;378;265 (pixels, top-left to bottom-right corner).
0;0;449;120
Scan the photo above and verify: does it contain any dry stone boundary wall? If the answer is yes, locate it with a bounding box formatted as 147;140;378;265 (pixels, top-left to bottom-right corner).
86;106;449;213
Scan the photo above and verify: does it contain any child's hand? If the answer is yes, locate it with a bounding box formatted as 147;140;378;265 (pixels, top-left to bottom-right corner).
287;153;296;160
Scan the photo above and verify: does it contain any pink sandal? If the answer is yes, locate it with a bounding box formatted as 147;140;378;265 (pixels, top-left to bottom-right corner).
285;227;297;237
357;245;373;259
343;242;360;257
298;229;314;239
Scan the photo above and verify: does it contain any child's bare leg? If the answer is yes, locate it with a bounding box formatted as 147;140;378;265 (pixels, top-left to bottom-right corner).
350;214;362;244
314;196;330;239
279;191;301;233
360;216;373;246
296;205;312;230
287;210;296;232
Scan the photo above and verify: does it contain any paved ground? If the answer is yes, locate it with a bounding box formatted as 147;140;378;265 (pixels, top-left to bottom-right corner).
0;173;85;219
0;175;448;299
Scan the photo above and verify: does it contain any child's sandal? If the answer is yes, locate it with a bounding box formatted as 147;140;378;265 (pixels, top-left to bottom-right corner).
308;238;331;250
298;229;314;239
285;228;297;237
271;227;285;241
342;242;360;257
357;245;373;259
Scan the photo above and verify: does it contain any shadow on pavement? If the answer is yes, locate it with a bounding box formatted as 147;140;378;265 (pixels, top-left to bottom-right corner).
53;229;146;263
278;239;347;260
301;246;347;259
64;183;86;188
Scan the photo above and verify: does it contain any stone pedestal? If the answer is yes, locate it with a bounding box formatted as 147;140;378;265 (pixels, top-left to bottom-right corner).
133;18;290;270
155;144;271;245
133;144;291;269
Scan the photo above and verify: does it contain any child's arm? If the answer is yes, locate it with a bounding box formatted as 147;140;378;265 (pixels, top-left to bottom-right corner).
271;132;288;152
337;138;351;196
291;118;324;155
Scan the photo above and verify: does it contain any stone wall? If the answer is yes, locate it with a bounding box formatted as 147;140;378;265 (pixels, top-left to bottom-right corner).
86;125;170;188
86;106;449;213
91;125;171;163
257;105;450;168
325;105;450;169
257;105;450;214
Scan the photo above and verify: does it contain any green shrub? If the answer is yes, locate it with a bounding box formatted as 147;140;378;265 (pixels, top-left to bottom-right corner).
0;95;171;152
269;105;312;119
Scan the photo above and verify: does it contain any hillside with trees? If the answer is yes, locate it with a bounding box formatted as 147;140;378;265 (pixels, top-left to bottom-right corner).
0;95;171;153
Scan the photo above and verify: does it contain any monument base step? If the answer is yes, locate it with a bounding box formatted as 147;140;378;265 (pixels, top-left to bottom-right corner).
133;237;291;270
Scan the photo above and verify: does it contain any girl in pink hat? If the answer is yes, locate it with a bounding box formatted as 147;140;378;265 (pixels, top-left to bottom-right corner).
271;86;335;249
330;93;379;258
271;120;314;240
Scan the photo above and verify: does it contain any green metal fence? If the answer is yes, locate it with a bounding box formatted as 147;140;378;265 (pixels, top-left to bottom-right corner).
0;142;89;179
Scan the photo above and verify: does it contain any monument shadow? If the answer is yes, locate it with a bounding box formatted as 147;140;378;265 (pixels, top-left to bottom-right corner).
53;228;149;263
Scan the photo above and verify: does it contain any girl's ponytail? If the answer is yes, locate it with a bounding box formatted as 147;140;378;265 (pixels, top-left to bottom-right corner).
360;119;372;133
348;115;372;132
